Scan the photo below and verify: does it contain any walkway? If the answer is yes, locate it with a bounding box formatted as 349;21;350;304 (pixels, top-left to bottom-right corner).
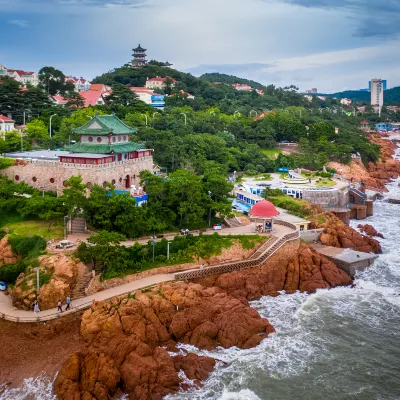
0;220;299;323
0;274;174;323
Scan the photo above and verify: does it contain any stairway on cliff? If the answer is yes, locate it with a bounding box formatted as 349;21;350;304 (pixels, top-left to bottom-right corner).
71;264;93;300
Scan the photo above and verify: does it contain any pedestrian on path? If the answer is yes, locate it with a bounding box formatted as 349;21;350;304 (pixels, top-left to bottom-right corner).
57;300;63;312
65;296;71;311
200;264;205;270
33;301;40;313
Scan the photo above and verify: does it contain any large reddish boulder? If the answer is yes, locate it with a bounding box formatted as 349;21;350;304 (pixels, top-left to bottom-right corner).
357;224;384;239
196;244;352;297
313;214;381;254
0;235;18;266
55;282;274;400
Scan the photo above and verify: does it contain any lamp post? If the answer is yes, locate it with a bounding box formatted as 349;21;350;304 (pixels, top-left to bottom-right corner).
249;110;258;118
64;215;69;239
180;112;187;126
151;239;156;262
167;241;171;260
234;110;241;119
142;113;148;126
208;191;212;227
35;267;40;293
49;114;57;138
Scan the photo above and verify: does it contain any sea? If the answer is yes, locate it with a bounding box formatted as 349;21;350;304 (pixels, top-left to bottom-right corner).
2;155;400;400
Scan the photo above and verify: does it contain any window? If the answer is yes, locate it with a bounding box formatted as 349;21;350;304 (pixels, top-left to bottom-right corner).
102;181;107;188
87;182;92;189
88;136;93;142
112;179;116;185
123;136;127;141
118;136;122;142
32;177;37;182
97;137;102;143
124;154;128;160
112;137;116;143
50;178;55;183
15;175;19;181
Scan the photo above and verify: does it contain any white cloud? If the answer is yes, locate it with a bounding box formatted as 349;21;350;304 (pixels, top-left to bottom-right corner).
8;19;28;28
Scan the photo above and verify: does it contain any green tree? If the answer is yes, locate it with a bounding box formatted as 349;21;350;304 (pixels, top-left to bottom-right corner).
106;84;139;110
61;176;87;216
66;92;85;109
26;119;48;144
38;66;71;95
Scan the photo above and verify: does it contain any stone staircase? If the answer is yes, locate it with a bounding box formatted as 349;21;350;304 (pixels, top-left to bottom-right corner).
224;217;243;228
71;217;86;234
175;219;300;281
72;264;93;300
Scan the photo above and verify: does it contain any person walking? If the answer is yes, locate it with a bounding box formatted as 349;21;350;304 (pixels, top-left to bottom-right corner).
200;264;205;270
65;296;71;311
57;299;63;312
33;301;40;313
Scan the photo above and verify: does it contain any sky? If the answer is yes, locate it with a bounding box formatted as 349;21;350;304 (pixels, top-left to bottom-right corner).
1;0;400;92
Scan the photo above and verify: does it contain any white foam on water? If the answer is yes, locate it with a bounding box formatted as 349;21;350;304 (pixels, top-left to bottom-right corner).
0;376;56;400
218;389;262;400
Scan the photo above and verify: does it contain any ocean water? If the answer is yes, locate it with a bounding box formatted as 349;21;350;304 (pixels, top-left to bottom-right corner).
2;178;400;400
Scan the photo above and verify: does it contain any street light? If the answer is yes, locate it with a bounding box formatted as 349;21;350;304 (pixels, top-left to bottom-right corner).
234;110;241;119
35;267;40;294
49;114;57;138
151;239;156;262
141;113;148;126
208;191;212;227
180;112;187;126
167;241;172;260
249;110;258;118
64;215;69;239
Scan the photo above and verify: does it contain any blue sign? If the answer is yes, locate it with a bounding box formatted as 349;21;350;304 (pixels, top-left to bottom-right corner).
151;95;164;102
278;168;289;172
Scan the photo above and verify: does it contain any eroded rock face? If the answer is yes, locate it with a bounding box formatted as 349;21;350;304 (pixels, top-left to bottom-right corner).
357;224;384;239
312;214;381;254
55;282;273;400
0;235;18;266
196;244;352;298
12;254;82;310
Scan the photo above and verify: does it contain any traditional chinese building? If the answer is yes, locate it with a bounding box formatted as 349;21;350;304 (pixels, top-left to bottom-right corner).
132;44;148;68
3;114;153;194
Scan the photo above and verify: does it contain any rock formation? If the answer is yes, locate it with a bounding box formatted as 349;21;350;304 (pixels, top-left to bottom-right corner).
357;224;384;239
0;235;18;266
195;243;352;299
12;254;83;310
312;213;381;253
54;282;274;400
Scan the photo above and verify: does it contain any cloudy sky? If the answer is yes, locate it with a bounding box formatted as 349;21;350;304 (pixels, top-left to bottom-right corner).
1;0;399;92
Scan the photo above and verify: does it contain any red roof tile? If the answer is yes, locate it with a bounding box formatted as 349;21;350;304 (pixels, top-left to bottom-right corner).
79;91;104;107
249;200;279;218
0;114;15;122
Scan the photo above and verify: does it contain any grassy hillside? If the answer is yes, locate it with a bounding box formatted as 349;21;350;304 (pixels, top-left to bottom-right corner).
200;72;265;90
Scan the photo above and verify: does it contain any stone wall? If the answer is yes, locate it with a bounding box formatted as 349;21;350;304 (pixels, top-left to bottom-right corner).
2;156;153;194
303;188;349;208
300;229;324;243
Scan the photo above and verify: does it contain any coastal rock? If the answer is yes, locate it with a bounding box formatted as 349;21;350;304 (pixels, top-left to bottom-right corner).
196;244;351;297
312;214;381;253
55;282;273;400
357;224;384;239
0;236;18;266
11;254;82;310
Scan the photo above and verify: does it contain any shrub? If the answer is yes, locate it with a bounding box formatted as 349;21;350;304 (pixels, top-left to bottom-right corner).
8;235;47;259
0;263;26;284
0;230;6;240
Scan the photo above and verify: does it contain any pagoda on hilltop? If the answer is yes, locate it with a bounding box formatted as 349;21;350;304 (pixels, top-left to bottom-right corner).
132;44;148;68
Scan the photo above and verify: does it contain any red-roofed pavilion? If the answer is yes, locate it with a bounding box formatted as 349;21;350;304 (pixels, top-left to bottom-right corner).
249;200;279;233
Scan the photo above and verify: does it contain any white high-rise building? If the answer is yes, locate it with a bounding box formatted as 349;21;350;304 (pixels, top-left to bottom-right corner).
370;79;384;107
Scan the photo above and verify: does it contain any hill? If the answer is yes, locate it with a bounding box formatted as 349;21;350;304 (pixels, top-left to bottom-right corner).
325;86;400;105
91;64;309;112
200;72;265;90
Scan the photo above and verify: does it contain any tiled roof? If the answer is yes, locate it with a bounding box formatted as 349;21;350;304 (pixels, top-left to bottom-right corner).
72;114;137;135
79;91;104;107
8;70;35;76
51;95;68;104
147;76;177;83
0;114;15;122
89;84;109;92
68;142;143;154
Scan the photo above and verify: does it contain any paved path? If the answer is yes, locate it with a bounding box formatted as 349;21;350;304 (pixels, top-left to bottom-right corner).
0;222;297;323
0;274;174;323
